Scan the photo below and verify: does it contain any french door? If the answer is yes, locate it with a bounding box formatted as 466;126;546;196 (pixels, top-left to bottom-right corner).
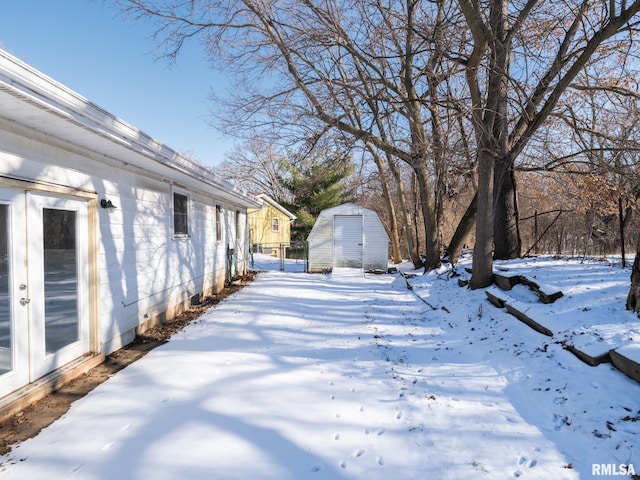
0;188;89;398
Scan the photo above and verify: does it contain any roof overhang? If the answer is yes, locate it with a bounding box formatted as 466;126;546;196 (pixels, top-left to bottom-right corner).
255;193;297;219
0;49;259;208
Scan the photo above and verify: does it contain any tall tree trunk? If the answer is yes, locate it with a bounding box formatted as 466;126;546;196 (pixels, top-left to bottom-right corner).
413;161;441;270
389;157;422;268
412;174;421;258
618;197;626;268
493;155;521;259
470;148;495;288
447;192;477;263
468;0;511;288
626;236;640;312
367;146;403;264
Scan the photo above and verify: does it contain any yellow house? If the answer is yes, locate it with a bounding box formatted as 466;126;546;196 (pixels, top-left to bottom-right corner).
248;194;297;256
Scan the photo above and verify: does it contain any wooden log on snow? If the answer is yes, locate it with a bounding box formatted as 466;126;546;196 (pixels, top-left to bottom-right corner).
561;343;611;367
485;288;508;308
519;277;563;304
504;301;554;337
610;344;640;383
493;273;522;291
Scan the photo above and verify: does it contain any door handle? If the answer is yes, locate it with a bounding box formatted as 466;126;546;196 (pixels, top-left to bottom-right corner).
20;297;30;306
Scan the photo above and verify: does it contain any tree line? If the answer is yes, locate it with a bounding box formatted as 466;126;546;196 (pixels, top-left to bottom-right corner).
119;0;640;305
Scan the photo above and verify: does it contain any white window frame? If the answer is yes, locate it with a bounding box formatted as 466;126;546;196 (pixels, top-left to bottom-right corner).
215;203;223;244
271;216;280;233
172;188;190;238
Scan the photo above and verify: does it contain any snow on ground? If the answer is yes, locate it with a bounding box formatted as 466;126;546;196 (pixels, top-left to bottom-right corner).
0;254;639;479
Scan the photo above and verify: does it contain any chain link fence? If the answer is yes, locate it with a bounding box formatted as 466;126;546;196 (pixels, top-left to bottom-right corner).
250;241;308;272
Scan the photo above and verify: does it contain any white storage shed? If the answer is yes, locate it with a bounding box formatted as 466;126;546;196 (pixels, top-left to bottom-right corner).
0;49;258;415
307;203;390;273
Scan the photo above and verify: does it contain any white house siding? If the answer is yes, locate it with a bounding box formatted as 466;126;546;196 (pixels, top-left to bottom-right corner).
307;203;390;273
0;124;250;354
0;49;257;404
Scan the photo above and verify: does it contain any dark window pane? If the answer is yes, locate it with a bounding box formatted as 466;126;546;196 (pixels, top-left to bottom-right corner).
216;205;222;241
174;193;188;235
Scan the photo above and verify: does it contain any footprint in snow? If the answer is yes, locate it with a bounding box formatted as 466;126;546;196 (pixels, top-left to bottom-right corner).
310;464;324;473
552;413;570;431
516;457;539;471
396;411;403;420
503;415;518;424
353;449;365;458
376;456;384;466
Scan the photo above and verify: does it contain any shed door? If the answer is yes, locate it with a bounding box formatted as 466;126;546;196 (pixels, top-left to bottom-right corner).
333;215;363;268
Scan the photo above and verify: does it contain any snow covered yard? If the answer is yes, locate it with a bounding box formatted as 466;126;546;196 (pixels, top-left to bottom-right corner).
0;255;639;479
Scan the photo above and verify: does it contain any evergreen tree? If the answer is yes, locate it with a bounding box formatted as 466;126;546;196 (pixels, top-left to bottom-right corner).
281;150;356;241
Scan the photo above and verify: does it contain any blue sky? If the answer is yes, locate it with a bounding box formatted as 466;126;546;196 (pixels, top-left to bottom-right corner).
0;0;234;166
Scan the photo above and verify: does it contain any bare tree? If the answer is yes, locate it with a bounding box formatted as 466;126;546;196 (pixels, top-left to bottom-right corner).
121;0;640;286
457;0;640;288
515;66;640;262
120;0;467;270
216;140;291;202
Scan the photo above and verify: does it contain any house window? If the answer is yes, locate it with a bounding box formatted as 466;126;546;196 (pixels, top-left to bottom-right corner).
271;217;280;233
236;210;241;243
215;204;223;242
173;192;189;236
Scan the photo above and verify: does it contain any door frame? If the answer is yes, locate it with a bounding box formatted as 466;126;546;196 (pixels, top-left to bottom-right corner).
27;192;90;379
0;177;99;398
0;187;29;396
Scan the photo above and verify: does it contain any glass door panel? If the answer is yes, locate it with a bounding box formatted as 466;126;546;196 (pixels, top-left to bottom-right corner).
43;208;79;353
0;205;11;373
